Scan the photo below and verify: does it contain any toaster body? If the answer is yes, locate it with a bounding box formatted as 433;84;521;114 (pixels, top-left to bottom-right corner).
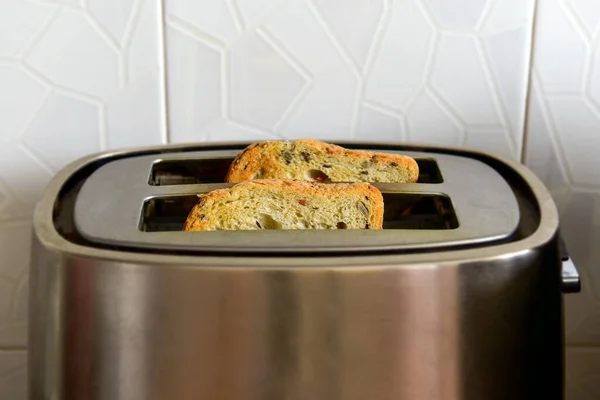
29;142;580;400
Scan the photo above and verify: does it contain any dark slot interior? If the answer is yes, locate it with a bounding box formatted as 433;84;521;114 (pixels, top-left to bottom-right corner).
139;193;458;232
415;158;443;183
149;158;233;185
381;193;457;229
148;157;443;186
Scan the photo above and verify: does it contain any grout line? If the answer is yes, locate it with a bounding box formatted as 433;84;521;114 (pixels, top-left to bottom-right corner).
560;0;593;44
225;0;245;33
19;6;62;61
158;0;170;144
221;48;229;120
532;71;577;185
569;183;600;194
10;276;28;318
474;0;496;33
117;53;127;89
520;0;539;165
474;36;516;156
304;0;361;75
425;85;468;128
19;143;54;176
122;0;145;51
361;98;402;117
0;217;33;226
119;0;145;87
583;38;600;99
399;114;408;142
257;28;313;134
165;14;226;51
565;344;600;350
14;88;52;141
98;102;108;150
349;1;392;139
363;101;403;119
82;12;121;54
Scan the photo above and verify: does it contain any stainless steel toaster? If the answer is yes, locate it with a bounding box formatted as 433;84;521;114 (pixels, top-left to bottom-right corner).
28;141;581;400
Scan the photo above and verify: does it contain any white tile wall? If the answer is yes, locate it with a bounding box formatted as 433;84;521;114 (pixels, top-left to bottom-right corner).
0;0;597;398
164;0;534;159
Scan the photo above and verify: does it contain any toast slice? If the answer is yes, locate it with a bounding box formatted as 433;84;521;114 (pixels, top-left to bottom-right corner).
183;179;384;231
225;139;419;184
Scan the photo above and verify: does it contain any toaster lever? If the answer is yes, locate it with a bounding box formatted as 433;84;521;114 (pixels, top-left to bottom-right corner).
559;235;580;293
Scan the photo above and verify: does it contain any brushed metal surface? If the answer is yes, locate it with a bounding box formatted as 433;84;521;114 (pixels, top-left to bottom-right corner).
28;142;574;400
29;236;564;400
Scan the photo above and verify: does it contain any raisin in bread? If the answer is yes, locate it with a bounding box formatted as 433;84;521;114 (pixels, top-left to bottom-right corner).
183;179;384;231
225;139;419;184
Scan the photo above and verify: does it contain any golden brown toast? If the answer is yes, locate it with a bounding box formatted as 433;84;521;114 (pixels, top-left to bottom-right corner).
225;139;419;184
183;179;384;231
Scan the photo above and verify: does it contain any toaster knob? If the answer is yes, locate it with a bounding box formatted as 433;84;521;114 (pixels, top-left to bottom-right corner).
560;235;581;293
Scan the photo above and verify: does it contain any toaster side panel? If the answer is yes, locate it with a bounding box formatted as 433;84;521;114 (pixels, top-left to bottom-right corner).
28;243;563;400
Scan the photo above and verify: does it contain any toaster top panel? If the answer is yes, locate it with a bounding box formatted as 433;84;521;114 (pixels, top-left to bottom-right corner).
71;145;521;254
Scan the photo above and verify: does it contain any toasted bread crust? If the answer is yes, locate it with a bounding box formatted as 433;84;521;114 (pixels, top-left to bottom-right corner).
225;139;419;183
183;179;384;231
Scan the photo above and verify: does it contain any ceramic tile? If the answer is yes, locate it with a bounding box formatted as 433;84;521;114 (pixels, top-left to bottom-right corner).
278;70;358;140
523;81;570;194
0;65;49;144
165;22;223;142
204;121;281;142
479;0;531;35
532;0;587;93
235;0;284;29
544;95;600;186
564;276;600;345
422;0;490;31
312;0;384;68
364;0;434;113
165;0;534;158
229;31;307;131
481;26;530;146
568;0;600;37
406;90;462;146
0;0;56;59
355;104;404;143
566;348;600;400
0;145;54;220
0;221;31;347
0;350;27;400
464;128;514;159
25;8;121;99
167;0;239;45
87;0;136;44
588;41;600;112
0;0;164;349
262;0;348;75
21;91;101;171
431;35;501;127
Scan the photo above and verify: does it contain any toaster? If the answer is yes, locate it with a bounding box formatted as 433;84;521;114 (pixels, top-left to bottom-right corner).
28;141;580;400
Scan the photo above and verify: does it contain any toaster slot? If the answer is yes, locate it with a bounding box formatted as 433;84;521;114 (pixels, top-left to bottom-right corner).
414;158;443;183
148;157;443;186
140;195;198;232
149;158;233;185
139;193;458;232
382;193;458;230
